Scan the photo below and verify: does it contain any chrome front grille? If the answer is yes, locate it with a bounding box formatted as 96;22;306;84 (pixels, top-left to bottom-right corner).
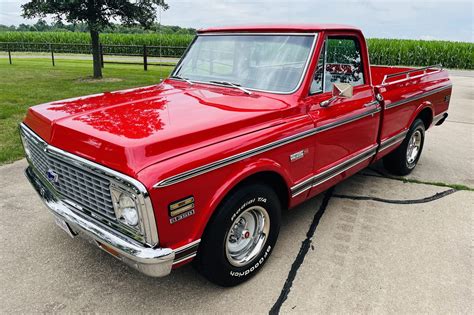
23;132;116;221
25;136;117;220
20;123;159;246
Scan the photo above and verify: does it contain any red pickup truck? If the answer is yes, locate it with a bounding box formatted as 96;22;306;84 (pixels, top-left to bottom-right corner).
21;24;451;286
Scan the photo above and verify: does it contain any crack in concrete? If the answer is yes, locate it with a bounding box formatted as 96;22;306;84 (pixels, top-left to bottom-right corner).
269;167;461;313
333;188;457;204
269;188;334;315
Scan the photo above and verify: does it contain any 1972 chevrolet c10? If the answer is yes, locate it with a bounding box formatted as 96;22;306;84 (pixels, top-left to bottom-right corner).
21;24;452;286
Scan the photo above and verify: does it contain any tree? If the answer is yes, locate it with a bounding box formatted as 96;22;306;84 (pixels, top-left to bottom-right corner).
22;0;168;78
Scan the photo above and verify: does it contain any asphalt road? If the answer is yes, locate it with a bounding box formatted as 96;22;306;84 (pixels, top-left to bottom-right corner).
0;75;472;314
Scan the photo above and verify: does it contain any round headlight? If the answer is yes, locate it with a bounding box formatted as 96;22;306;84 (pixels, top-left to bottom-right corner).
119;194;139;226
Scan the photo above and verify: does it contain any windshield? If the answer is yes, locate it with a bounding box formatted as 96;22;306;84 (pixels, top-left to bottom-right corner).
173;34;316;93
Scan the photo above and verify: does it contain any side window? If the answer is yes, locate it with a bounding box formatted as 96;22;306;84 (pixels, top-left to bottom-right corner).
324;37;365;92
310;36;365;94
310;42;325;94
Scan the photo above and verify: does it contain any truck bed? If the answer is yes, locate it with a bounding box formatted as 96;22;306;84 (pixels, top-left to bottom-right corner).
369;65;452;158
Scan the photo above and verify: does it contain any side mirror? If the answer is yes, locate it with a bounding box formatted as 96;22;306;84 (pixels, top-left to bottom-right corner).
320;83;354;107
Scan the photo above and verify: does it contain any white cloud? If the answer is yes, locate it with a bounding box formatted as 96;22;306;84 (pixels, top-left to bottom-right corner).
0;0;472;42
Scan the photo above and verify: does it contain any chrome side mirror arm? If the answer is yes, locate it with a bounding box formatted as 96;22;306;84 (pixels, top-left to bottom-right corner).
320;96;337;107
320;83;354;108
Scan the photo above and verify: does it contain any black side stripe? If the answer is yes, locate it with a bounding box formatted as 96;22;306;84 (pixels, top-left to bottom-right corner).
385;84;452;109
378;130;409;152
153;106;381;189
154;84;451;189
173;240;200;264
291;145;378;197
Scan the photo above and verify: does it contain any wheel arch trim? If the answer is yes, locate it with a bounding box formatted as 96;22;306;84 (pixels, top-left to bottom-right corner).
410;101;434;130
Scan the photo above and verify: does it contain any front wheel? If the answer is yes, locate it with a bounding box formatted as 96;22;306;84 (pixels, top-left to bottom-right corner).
383;118;425;176
194;183;281;287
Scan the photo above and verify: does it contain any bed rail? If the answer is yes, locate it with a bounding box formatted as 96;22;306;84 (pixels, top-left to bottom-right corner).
381;64;443;85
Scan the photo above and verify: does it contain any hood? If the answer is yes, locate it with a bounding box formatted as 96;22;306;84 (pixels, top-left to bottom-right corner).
24;80;291;177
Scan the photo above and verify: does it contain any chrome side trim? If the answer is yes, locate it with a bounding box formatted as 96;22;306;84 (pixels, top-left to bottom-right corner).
153;106;381;188
316;106;381;133
171;33;318;95
173;253;197;265
291;145;378;197
364;100;379;107
174;239;201;254
378;130;409;153
173;239;200;265
20;123;159;247
385;84;452;110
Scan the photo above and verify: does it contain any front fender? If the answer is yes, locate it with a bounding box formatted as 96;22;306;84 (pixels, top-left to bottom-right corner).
204;157;292;226
138;156;294;250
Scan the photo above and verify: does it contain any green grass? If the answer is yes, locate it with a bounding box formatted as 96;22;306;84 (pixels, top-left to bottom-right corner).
0;58;173;164
398;178;474;191
368;168;474;191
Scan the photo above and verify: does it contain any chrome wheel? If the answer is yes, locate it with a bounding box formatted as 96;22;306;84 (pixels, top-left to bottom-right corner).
225;206;270;267
406;130;422;165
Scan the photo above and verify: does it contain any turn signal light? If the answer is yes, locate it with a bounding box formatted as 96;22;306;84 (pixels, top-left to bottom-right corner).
97;241;120;258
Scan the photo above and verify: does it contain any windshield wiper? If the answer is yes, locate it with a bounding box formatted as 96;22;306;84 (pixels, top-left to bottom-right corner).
209;80;252;95
170;75;193;85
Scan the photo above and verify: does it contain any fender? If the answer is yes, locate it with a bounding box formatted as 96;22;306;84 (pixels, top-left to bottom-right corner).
409;100;434;130
195;157;293;239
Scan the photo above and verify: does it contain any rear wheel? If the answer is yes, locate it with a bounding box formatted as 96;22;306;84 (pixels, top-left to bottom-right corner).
383;119;425;175
194;183;281;287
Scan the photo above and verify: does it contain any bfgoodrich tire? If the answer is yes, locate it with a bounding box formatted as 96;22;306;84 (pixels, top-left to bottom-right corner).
194;183;281;287
383;119;425;176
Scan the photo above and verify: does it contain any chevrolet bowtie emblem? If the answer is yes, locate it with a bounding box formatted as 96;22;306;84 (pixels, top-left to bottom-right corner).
46;169;59;184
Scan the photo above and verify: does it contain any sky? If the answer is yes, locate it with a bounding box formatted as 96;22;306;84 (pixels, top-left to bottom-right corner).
0;0;473;42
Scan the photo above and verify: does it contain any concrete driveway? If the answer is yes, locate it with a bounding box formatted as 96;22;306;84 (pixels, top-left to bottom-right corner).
0;74;472;314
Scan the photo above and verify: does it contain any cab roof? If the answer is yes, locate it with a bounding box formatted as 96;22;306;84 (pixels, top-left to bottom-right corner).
198;24;360;34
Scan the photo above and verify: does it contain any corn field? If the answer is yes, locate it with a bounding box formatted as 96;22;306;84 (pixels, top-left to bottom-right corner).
367;38;473;70
0;32;472;69
0;31;193;46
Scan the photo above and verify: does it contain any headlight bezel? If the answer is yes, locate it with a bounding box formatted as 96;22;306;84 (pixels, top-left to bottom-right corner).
19;130;32;159
110;183;145;234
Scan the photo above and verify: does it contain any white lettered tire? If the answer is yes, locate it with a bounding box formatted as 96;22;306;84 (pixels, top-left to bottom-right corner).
194;183;281;286
383;119;425;175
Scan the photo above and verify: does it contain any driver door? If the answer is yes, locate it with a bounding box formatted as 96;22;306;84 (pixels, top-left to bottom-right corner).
304;34;380;198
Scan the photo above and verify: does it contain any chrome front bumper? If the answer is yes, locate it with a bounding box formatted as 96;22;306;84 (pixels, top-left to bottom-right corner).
25;166;175;277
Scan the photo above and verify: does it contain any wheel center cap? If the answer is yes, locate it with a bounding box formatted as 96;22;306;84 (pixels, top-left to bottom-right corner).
242;230;250;239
